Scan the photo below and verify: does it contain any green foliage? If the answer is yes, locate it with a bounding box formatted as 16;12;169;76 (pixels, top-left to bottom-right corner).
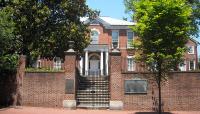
0;6;18;71
0;0;97;67
126;0;194;113
131;0;192;74
124;0;200;37
10;0;93;58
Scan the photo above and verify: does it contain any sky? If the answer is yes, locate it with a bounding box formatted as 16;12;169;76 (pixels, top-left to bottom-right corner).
86;0;131;20
86;0;200;56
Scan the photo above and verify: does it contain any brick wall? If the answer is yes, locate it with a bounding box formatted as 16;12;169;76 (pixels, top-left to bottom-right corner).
22;72;66;107
110;51;123;101
0;71;16;107
122;72;200;111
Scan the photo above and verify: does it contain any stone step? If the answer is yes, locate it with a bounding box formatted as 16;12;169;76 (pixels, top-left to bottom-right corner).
79;83;108;86
77;92;109;95
79;76;109;80
77;97;109;100
77;94;109;98
79;81;109;84
78;88;109;90
77;100;109;103
77;103;109;109
77;90;109;94
79;80;109;82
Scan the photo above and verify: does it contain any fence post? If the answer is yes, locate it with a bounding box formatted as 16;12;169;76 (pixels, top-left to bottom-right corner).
63;41;77;109
109;48;123;110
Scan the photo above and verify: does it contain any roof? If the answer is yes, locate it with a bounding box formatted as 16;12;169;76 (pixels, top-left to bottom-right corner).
190;38;200;45
99;17;135;26
80;16;135;29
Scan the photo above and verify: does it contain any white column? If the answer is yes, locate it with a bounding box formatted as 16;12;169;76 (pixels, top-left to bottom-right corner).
85;51;88;76
106;51;109;75
79;57;83;75
100;51;104;75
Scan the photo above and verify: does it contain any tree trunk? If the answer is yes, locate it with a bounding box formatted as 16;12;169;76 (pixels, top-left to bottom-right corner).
158;79;162;114
13;55;26;106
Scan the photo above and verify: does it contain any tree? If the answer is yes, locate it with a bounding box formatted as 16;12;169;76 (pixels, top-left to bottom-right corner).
0;6;18;71
125;0;193;113
124;0;200;36
3;0;97;66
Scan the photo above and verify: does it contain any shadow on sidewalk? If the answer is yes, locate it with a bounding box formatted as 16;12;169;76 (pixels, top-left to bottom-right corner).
133;112;174;114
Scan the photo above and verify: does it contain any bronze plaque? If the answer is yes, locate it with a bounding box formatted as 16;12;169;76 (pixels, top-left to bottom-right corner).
65;79;74;94
125;80;147;94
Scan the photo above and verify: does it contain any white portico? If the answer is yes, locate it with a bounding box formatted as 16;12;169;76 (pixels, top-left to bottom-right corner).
79;44;109;76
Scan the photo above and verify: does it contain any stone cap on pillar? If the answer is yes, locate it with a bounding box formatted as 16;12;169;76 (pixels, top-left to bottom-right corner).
110;42;121;56
65;41;76;55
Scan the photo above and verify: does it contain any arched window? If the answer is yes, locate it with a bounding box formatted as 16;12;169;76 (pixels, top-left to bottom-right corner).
91;30;99;44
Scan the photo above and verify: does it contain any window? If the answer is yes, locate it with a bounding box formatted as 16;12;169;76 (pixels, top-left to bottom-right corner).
189;60;195;71
53;57;62;70
112;30;119;48
127;56;135;71
127;31;134;48
179;60;186;71
91;30;99;44
188;46;194;54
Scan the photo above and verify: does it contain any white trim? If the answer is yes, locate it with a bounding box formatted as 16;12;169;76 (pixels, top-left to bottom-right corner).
111;30;119;48
105;52;109;75
80;57;83;75
188;46;195;54
85;51;89;75
189;60;195;71
91;28;100;34
127;56;136;71
100;51;104;75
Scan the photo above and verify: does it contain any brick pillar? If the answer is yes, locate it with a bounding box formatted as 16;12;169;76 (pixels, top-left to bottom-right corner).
63;46;77;109
14;55;26;106
109;49;123;110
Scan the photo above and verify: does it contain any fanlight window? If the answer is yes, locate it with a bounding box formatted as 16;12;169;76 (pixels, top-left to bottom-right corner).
91;30;99;44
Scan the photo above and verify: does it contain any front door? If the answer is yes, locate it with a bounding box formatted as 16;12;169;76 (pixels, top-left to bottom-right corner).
89;60;100;76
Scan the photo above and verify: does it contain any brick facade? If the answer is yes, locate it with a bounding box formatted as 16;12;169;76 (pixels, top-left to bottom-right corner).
22;63;200;111
122;72;200;111
87;20;198;71
110;51;123;101
22;72;65;107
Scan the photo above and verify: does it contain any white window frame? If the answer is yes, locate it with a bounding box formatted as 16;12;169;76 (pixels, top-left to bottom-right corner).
179;60;186;71
189;60;195;71
127;56;135;71
127;31;134;48
111;30;119;48
188;46;194;54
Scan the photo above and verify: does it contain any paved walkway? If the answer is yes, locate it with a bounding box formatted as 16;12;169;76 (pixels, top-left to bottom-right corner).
0;106;199;114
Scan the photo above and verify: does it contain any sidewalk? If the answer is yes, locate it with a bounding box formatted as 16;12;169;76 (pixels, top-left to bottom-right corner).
0;106;199;114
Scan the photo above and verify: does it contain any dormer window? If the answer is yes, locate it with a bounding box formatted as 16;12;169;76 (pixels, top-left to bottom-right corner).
188;46;194;54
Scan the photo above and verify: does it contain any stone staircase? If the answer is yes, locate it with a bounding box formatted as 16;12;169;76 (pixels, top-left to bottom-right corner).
76;76;110;109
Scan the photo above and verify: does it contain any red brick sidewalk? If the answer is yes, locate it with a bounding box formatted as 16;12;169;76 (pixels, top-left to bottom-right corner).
0;106;199;114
